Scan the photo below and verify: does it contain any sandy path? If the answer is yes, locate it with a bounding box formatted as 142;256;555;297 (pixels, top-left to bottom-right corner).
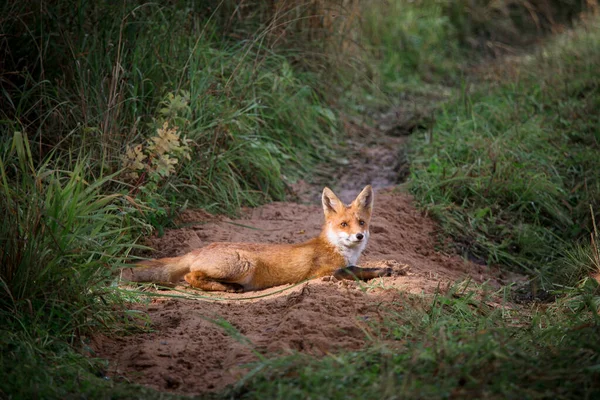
93;112;510;394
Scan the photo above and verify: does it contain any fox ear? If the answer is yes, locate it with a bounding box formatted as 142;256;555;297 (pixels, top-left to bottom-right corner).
322;187;343;215
354;185;374;212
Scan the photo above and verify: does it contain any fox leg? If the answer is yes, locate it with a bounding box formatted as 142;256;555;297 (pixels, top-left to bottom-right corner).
184;271;244;292
333;265;392;281
183;249;255;292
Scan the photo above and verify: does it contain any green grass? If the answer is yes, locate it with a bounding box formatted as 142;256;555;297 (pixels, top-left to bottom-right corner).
356;0;585;99
1;1;340;217
0;132;157;398
0;308;175;400
409;19;600;284
361;1;463;92
0;132;144;312
218;283;600;399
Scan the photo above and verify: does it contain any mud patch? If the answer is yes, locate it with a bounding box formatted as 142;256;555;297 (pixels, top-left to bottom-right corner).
96;191;509;394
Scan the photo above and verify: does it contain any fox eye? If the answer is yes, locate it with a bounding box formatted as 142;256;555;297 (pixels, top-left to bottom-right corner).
340;222;348;227
359;220;365;226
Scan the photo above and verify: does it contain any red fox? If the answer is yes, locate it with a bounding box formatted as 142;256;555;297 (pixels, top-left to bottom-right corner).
122;185;391;292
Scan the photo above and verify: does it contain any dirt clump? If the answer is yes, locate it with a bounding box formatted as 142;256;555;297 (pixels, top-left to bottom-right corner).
95;190;506;394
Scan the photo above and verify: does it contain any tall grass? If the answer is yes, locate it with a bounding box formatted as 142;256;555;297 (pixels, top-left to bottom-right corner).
358;0;590;96
1;0;589;216
0;131;145;312
361;1;463;91
409;17;600;280
0;131;151;398
168;44;338;212
1;1;341;216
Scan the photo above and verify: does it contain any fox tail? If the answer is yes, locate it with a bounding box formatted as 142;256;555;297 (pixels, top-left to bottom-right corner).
121;257;190;284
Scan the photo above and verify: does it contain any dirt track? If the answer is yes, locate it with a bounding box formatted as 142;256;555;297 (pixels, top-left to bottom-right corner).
94;113;511;394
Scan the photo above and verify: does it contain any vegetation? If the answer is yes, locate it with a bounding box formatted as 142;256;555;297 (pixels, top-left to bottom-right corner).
220;283;600;399
409;15;600;287
1;0;599;398
0;133;151;398
1;1;339;217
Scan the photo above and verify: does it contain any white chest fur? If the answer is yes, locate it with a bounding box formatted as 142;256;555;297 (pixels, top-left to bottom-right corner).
326;227;369;266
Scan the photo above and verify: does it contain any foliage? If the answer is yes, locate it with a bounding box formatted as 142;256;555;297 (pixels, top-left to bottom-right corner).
361;1;462;91
0;131;145;312
0;334;173;399
121;120;192;191
0;131;153;397
0;1;345;396
544;207;600;289
0;1;339;215
409;18;600;283
357;0;589;97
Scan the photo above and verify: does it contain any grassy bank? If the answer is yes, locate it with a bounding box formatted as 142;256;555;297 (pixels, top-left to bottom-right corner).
410;17;600;287
1;1;341;218
0;133;153;398
1;2;345;397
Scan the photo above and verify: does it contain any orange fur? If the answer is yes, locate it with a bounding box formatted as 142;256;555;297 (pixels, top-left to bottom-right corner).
122;185;390;292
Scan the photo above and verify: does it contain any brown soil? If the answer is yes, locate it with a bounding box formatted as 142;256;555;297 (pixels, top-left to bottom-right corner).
93;112;515;395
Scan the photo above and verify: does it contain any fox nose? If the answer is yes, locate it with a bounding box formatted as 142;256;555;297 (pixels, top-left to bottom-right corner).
356;233;364;241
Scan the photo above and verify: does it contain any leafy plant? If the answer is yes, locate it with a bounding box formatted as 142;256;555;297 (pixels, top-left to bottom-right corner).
121;121;192;190
0;129;150;330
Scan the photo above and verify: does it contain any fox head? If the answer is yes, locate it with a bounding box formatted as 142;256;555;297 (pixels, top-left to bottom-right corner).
321;185;374;265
